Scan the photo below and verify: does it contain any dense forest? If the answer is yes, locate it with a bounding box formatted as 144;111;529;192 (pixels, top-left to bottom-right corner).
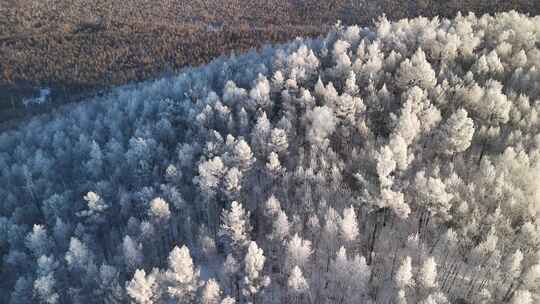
2;11;540;304
2;0;539;127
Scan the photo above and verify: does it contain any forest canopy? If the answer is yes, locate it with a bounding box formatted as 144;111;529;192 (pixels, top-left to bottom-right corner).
1;11;540;304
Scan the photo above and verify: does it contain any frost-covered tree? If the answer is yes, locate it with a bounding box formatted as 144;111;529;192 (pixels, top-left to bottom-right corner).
219;201;252;256
148;197;171;222
201;279;222;304
397;48;437;90
242;241;269;302
288;266;309;295
126;269;157;304
286;234;312;270
435;109;475;155
25;224;51;257
305;106;337;146
123;235;143;271
339;206;359;243
164;245;200;302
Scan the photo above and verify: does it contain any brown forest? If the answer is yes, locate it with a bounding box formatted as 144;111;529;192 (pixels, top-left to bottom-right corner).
0;0;537;125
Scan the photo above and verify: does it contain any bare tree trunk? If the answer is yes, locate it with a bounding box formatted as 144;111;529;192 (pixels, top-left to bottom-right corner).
367;211;380;265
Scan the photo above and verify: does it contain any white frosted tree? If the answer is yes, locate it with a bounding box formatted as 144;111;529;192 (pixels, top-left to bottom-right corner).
196;157;226;197
266;152;283;175
33;273;59;304
242;241;270;302
414;171;453;221
250;74;271;110
219;201;252;255
419;257;438;290
389;134;412;171
77;191;109;220
397;48;437;90
148;197;171;222
264;195;281;218
504;249;523;281
348;254;371;302
332;39;352;77
376;146;396;188
25;224;51;257
224;167;243;200
288;266;309;295
396;256;414;290
251;112;271;157
511;290;532;304
381;189;411;219
123;235;143;271
85;140;104;179
33;255;59;304
344;70;359;95
164;245;200;302
339;206;359;243
327;247;350;302
233;139;255;171
65;237;94;274
220;296;236;304
201;279;222;304
435;109;475;155
305;106;337;146
286;234;312;270
270;128;288;154
270;210;290;242
126;269;157;304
